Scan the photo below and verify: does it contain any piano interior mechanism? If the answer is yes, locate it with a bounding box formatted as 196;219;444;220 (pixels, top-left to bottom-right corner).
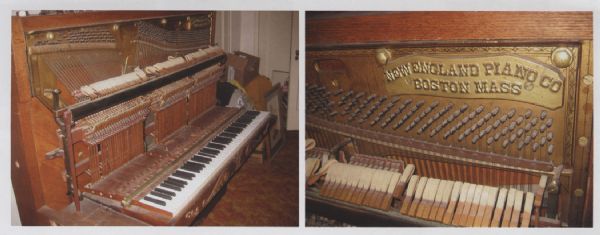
12;11;274;225
304;12;593;227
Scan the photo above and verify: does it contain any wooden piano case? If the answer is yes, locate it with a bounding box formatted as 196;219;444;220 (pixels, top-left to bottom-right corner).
305;12;592;227
12;11;273;226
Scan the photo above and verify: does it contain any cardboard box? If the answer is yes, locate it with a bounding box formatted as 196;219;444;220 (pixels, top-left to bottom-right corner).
225;51;260;86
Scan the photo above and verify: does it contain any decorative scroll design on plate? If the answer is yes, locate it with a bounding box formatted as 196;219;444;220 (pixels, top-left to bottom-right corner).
383;54;565;110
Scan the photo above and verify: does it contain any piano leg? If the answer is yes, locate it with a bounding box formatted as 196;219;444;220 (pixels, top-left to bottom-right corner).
263;128;272;163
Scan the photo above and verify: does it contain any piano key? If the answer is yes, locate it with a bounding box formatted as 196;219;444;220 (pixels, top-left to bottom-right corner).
192;155;211;164
195;152;215;158
230;122;247;128
201;148;220;155
207;143;226;150
143;196;166;206
160;182;182;192
166;177;187;186
150;191;173;200
138;111;270;216
173;170;195;180
155;187;176;197
181;164;201;173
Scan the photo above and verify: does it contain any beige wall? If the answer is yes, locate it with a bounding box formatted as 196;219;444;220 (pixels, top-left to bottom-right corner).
216;11;299;130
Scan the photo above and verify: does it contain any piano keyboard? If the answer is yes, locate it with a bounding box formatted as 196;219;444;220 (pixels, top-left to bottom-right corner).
314;161;546;227
138;110;268;216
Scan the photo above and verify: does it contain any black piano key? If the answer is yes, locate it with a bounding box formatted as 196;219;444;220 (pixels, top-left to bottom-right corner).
181;164;201;173
225;127;242;134
201;148;220;155
155;187;176;197
144;196;166;206
150;191;172;200
161;182;182;192
230;122;247;129
192;155;211;163
207;143;226;150
236;118;252;124
219;132;236;139
182;162;203;172
246;110;260;116
173;170;195;180
166;177;187;186
213;136;232;144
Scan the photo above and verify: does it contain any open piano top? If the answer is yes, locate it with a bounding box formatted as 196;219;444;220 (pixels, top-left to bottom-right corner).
13;11;273;225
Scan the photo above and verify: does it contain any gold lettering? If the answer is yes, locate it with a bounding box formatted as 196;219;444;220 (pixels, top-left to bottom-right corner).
483;63;494;76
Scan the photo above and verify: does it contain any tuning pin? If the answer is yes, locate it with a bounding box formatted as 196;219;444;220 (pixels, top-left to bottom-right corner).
499;114;508;123
509;122;516;131
494;132;501;141
524;123;532;132
547;144;554;155
484;125;493;134
546;118;553;128
547;132;553;141
468;112;476;119
484;113;492;121
416;100;425;107
464;128;472;136
458;133;465;141
516;116;524;125
507;108;516;118
509;133;517;143
517;140;525;150
540;137;547;146
501;127;509;136
524;135;532;144
493;120;501;129
491;107;500;116
532;143;540;152
531;130;539;138
476;105;484;114
524;109;532;119
477;119;485;127
517;128;524;137
531;117;538;126
486;136;494;145
502;139;510;148
460;104;469;113
540;110;548;120
540;125;547;133
461;117;469;125
472;135;480;144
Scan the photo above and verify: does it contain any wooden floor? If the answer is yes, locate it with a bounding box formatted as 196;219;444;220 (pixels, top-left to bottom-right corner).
194;131;299;226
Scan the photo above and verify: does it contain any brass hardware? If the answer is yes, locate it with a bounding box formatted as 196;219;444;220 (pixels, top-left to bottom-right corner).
383;54;565;110
574;188;584;197
551;47;573;68
112;24;119;31
160;18;167;25
14;161;20;169
547;180;559;193
184;20;193;31
583;75;593;85
45;32;54;40
313;62;320;73
375;48;392;65
331;80;339;88
578;136;588;147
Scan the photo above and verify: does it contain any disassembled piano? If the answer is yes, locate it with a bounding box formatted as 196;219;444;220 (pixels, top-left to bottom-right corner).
12;11;274;225
305;12;593;227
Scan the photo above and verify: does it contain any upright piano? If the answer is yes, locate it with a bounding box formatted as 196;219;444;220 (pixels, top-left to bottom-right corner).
305;12;592;227
12;11;273;225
